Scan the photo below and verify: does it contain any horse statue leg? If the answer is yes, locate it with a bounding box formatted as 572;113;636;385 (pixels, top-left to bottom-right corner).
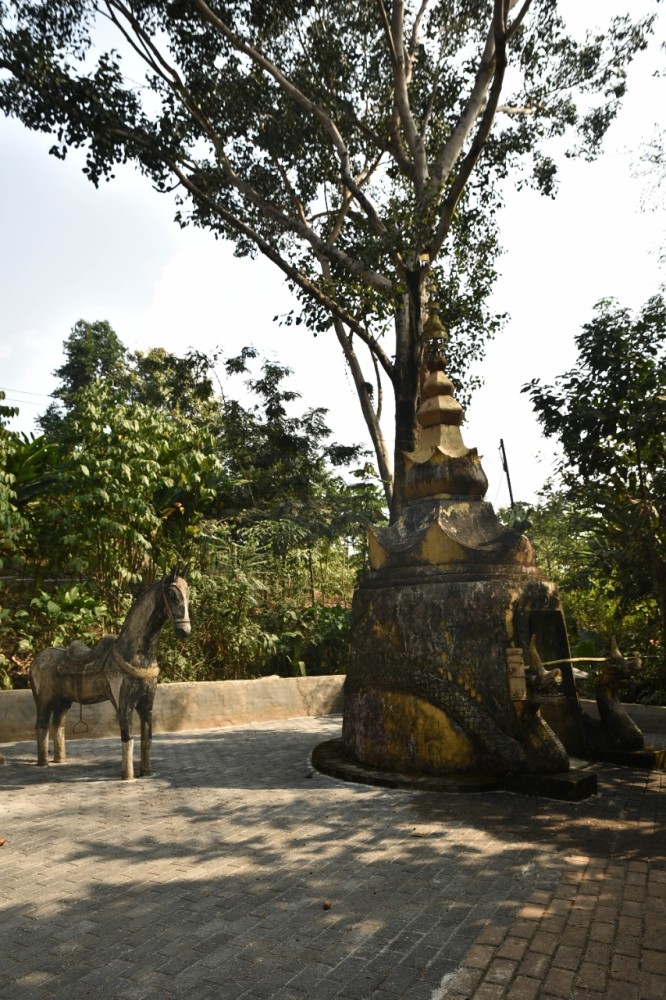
35;701;51;766
116;678;139;780
51;698;72;763
30;651;60;766
137;682;157;777
120;730;134;780
119;710;135;781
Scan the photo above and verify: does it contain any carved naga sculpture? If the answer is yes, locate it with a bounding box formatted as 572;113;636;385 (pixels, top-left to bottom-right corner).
526;635;564;703
585;639;644;751
538;638;644;753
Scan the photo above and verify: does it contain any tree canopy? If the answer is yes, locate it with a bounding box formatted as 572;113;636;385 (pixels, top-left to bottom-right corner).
0;1;654;516
0;391;27;569
1;320;382;685
40;318;222;434
523;296;666;676
36;320;379;544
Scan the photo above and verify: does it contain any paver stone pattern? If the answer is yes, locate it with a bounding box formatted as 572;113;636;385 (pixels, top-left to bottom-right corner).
1;716;664;1000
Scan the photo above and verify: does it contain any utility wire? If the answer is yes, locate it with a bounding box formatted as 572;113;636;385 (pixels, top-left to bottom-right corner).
0;395;42;406
0;385;54;398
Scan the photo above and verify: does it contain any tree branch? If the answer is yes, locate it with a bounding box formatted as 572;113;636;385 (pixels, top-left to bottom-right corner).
318;257;394;506
102;2;394;296
191;0;389;239
221;160;393;293
408;0;432;60
507;0;532;42
333;319;394;508
429;0;529;192
429;0;515;257
163;158;396;376
325;153;383;247
376;0;429;189
104;1;179;89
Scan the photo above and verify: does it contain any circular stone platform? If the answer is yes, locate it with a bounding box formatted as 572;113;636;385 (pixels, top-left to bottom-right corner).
312;738;598;801
313;738;507;793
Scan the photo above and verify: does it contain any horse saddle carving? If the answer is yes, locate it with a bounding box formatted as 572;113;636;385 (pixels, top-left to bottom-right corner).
55;635;117;676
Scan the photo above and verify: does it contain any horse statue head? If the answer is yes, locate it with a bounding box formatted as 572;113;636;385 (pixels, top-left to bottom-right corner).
163;563;191;640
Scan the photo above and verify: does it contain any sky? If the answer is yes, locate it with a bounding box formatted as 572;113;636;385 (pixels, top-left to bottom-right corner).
1;0;664;508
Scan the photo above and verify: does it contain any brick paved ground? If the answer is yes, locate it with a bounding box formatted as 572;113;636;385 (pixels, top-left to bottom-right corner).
1;716;664;1000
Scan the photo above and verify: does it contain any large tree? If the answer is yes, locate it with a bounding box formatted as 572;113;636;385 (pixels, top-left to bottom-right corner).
38;319;127;435
33;378;221;614
523;295;666;668
0;1;654;516
40;319;222;434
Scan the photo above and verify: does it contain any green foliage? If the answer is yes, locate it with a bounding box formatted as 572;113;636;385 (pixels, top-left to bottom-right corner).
0;583;115;688
39;321;222;436
523;296;666;487
4;431;55;509
511;296;666;702
29;585;110;644
216;348;384;542
125;347;221;427
268;603;351;678
1;2;652;512
45;381;220;614
1;321;377;687
163;570;276;682
523;297;666;685
39;320;127;436
158;525;354;682
19;584;110;653
0;391;29;569
522;487;665;703
11;364;221;617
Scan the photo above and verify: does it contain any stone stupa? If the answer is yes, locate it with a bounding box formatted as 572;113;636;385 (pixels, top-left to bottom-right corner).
335;313;588;787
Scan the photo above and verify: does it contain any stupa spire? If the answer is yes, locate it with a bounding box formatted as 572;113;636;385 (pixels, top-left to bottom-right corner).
403;310;488;503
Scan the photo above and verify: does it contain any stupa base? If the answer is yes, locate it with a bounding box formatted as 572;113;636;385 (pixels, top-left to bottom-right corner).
586;745;666;770
312;738;598;801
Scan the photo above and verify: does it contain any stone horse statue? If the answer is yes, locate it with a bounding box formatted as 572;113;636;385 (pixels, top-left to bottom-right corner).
29;566;190;780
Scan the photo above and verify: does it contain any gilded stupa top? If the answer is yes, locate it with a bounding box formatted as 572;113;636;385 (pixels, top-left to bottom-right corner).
403;347;488;503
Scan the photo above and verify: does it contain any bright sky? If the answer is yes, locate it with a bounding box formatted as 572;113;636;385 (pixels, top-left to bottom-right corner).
1;1;664;506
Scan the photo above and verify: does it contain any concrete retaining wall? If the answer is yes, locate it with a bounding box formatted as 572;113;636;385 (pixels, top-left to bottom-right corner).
3;680;664;745
0;675;345;744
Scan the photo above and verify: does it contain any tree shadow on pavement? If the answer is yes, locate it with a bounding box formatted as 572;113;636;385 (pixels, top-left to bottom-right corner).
2;719;664;1000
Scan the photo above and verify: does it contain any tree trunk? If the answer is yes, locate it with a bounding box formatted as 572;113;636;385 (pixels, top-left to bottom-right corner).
390;270;427;523
334;322;394;508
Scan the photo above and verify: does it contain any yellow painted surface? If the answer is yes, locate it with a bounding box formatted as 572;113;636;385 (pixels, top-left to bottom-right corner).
504;588;520;642
421;370;454;398
368;530;389;570
417;394;463;427
404;425;472;464
349;689;478;772
371;616;401;653
415;522;467;564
